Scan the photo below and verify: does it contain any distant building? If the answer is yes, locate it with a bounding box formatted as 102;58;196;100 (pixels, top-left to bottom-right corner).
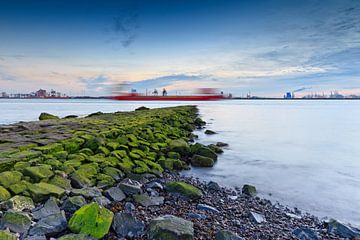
1;92;8;98
284;92;293;99
36;89;47;98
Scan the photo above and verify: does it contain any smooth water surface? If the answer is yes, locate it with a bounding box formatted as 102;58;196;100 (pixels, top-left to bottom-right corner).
1;99;359;226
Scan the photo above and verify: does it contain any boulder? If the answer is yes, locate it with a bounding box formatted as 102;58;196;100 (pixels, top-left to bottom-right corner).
29;211;67;237
68;202;114;239
147;215;194;240
208;144;224;154
58;233;96;240
71;187;102;199
191;155;214;167
207;181;221;191
39;112;60;120
242;184;257;197
32;197;61;220
133;194;164;207
216;142;229;147
104;187;126;202
168;139;191;156
0;230;17;240
193;146;217;160
112;212;145;238
204;129;216;135
49;175;72;190
0;195;34;211
326;219;360;238
165;181;203;200
93;196;111;207
0;186;11;201
23;165;54;182
118;178;142;195
103;167;124;181
0;211;32;233
8;180;28;195
292;227;320;240
0;171;22;188
249;211;266;224
215;230;243;240
33;182;65;198
62;196;87;213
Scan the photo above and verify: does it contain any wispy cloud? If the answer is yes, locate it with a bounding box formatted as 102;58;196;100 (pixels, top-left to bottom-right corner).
79;75;112;92
111;9;140;48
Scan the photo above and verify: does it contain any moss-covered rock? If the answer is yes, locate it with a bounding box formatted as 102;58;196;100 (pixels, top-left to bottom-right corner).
167;151;181;159
165;181;203;200
39;112;60;120
0;230;17;240
168;139;190;156
8;181;28;195
0;212;32;233
49;175;72;190
96;146;110;156
63;138;85;154
242;184;257;197
103;167;124;181
23;165;54;182
54;150;69;160
68;202;114;239
191;154;215;167
34;182;65;198
147;215;194;240
96;174;115;188
82;136;105;152
58;233;95;240
0;186;11;201
35;143;64;154
0;171;23;188
1;195;35;211
13;161;31;171
208;144;224;154
79;148;94;156
193;146;217;161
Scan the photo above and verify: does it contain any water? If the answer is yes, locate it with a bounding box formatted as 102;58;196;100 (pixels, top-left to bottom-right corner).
1;98;360;226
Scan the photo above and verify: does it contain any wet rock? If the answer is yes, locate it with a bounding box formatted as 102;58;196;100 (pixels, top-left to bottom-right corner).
23;165;54;182
216;142;229;147
124;202;135;214
0;186;11;201
112;212;145;238
0;171;22;188
146;181;163;190
135;106;149;111
39;112;60;121
249;211;266;224
104;187;126;202
0;230;17;240
0;211;32;233
133;194;164;207
326;219;360;238
93;196;111;207
168;139;191;156
292;227;320;240
205;129;216;135
165;181;203;200
118;178;142;195
242;184;257;197
0;195;34;211
61;196;87;213
29;211;67;237
191;144;217;160
24;235;47;240
32;197;60;220
58;233;96;240
187;212;207;219
71;187;102;199
147;215;194;240
197;203;220;214
208;144;224;153
68;202;114;239
215;230;243;240
191;154;214;167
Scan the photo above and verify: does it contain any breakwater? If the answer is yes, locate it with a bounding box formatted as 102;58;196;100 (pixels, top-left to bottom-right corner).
0;106;357;239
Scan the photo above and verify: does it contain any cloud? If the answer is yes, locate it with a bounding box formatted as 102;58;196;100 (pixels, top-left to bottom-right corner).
111;10;140;48
0;68;17;81
79;75;112;91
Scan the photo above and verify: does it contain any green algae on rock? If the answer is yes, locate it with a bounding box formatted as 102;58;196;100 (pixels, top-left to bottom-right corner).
68;202;114;239
165;181;203;200
39;112;60;120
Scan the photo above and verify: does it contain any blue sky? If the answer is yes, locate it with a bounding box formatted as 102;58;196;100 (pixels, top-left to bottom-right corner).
0;0;359;97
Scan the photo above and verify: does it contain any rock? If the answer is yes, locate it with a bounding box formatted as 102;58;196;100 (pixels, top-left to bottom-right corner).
39;112;60;120
0;230;17;240
64;115;78;119
93;196;111;207
207;181;221;191
216;142;229;147
242;184;257;197
33;182;65;198
71;187;102;199
29;211;67;237
147;215;194;240
8;180;28;195
58;233;96;240
165;181;203;200
124;202;135;213
103;167;124;181
326;219;360;238
193;146;217;160
62;196;87;213
32;197;61;220
0;211;32;233
292;227;320;240
135;106;149;111
104;187;126;202
24;235;47;240
112;212;145;238
0;186;11;201
0;171;22;188
23;165;54;182
0;195;34;211
191;154;214;167
197;203;220;213
194;117;206;126
118;178;142;195
204;129;216;135
133;194;164;207
168;139;191;156
208;144;224;153
249;211;266;224
49;175;72;190
215;230;243;240
68;202;114;239
146;181;163;190
187;212;207;219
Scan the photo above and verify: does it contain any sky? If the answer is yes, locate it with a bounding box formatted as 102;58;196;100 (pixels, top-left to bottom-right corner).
0;0;360;97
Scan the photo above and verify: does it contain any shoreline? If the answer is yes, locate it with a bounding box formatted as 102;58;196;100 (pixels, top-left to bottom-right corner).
0;106;358;239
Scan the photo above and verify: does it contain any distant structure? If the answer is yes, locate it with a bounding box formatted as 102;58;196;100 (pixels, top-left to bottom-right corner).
284;92;293;99
0;89;68;99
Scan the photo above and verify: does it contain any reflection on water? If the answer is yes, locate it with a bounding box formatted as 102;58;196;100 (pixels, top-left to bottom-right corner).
1;99;360;226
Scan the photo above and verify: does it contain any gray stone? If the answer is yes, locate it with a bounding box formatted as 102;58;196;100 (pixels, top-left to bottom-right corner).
0;211;32;233
187;212;207;219
58;233;96;240
292;227;320;240
124;202;135;213
249;211;266;224
326;219;360;238
207;181;221;191
197;203;220;213
147;215;194;240
118;178;142;195
61;195;86;213
32;197;60;220
29;211;67;237
133;194;164;207
112;212;144;238
93;196;111;206
146;181;163;190
215;230;243;240
24;236;47;240
104;187;126;202
71;187;102;199
0;195;35;211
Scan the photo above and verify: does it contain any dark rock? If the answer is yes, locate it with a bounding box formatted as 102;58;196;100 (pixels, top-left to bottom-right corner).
112;212;145;238
145;181;163;190
197;203;220;214
326;219;360;238
58;233;96;240
0;211;32;233
24;235;47;240
216;142;229;147
118;178;142;195
191;154;214;167
61;196;87;213
205;129;216;135
215;230;243;240
207;181;221;191
124;202;135;214
64;115;78;119
93;196;111;206
133;194;164;207
29;211;67;237
147;215;194;240
32;197;60;220
104;187;126;202
292;227;320;240
135;106;150;111
71;187;102;199
187;212;207;219
242;184;257;197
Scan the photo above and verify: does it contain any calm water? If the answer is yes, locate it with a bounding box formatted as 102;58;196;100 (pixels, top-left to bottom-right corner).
1;99;360;226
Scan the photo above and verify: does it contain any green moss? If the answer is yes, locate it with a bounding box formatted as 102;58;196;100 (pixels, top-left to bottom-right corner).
167;151;181;159
0;230;17;240
129;152;141;159
60;165;76;175
44;159;63;168
102;167;124;181
0;171;23;188
106;142;119;151
131;148;146;157
63;138;85;153
34;182;65;198
158;158;174;170
23;165;54;182
133;160;151;174
9;150;42;160
168;139;190;156
96;174;115;188
54;150;69;160
13;161;31;171
39;112;60;120
166;181;203;200
96;146;110;156
68;202;114;239
117;157;135;172
49;175;72;190
64;160;82;168
0;186;11;201
34;143;64;154
79;148;94;156
191;155;214;167
8;181;28;195
82;135;105;151
18;143;38;151
110;150;127;159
